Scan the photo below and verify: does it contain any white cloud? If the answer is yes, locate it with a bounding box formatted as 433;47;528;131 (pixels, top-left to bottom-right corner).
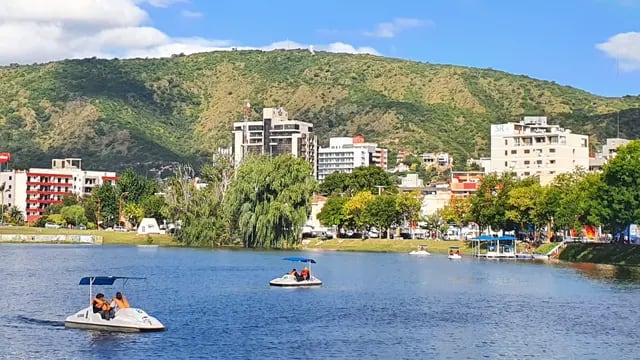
0;0;147;28
181;10;203;18
0;0;378;64
596;32;640;71
364;18;430;38
134;0;187;7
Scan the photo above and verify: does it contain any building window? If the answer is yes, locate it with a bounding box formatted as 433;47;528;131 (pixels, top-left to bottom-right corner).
524;149;530;154
511;150;517;154
504;140;508;146
524;160;530;165
504;161;508;167
581;139;587;147
549;148;556;153
504;150;508;156
549;160;556;165
524;172;530;176
550;171;556;175
536;160;543;165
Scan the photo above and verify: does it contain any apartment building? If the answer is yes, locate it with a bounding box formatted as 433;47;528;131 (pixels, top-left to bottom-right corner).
1;158;117;223
589;137;631;171
232;107;317;175
420;152;453;169
489;116;589;184
316;136;388;181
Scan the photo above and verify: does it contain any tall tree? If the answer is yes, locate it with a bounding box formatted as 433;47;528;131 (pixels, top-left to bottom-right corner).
349;166;397;194
343;191;374;236
319;172;351;196
363;194;401;238
598;140;640;238
317;196;349;229
60;205;87;226
225;155;317;248
396;191;423;238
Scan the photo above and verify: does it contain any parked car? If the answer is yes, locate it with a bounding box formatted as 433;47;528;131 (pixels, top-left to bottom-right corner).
113;225;127;232
74;224;87;230
45;223;61;229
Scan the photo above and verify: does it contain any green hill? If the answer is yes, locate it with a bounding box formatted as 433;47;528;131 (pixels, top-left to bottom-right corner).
0;50;638;171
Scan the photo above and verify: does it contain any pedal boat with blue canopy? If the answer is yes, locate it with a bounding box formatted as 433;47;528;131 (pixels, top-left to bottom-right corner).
269;257;323;287
64;276;165;332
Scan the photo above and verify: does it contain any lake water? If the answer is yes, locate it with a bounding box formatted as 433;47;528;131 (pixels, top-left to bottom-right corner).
1;244;640;359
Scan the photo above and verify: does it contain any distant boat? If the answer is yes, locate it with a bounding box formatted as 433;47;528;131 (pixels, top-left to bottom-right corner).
270;257;322;287
409;244;431;256
448;246;462;260
137;244;159;248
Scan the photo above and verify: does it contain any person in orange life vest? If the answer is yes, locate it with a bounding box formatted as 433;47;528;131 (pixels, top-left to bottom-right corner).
92;293;115;320
111;291;130;309
300;267;310;281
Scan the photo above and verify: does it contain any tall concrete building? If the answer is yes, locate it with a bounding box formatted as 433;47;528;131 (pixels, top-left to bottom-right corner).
316;136;388;181
489;116;589;184
232;107;317;175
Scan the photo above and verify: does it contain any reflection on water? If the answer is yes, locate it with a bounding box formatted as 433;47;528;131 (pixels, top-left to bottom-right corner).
567;262;640;283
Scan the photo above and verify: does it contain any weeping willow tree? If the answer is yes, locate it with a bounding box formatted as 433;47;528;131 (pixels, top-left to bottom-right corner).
163;163;232;246
225;155;317;248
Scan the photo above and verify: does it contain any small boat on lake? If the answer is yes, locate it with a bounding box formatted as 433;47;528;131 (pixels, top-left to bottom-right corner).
64;276;165;332
448;246;462;260
270;257;322;287
409;244;431;256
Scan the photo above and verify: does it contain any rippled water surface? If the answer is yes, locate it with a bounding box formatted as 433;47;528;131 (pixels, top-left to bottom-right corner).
1;244;640;359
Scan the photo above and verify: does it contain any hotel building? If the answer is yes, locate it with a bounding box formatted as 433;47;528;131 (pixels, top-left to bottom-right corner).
489;116;589;184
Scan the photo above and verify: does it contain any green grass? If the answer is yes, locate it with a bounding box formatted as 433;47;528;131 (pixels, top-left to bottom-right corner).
559;243;640;266
303;239;472;254
0;226;177;246
534;242;559;255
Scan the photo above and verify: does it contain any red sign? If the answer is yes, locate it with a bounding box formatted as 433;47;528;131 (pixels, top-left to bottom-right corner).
0;152;10;164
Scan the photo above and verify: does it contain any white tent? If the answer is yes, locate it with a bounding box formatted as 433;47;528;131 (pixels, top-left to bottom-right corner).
137;218;161;235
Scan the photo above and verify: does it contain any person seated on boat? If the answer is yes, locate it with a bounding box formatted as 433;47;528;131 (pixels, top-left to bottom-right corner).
290;268;299;278
456;250;460;256
111;291;130;310
300;267;310;281
92;293;115;320
449;250;454;256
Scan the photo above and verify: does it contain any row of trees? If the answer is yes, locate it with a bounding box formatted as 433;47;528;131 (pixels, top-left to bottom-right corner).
438;140;640;240
316;167;422;238
162;154;316;248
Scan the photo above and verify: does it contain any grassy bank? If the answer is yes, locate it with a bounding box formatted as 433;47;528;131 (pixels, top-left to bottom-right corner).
0;226;177;246
534;242;559;255
303;239;471;254
559;243;640;266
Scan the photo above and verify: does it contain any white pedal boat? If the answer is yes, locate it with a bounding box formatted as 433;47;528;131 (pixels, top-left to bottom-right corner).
409;244;431;256
270;257;322;287
64;276;165;332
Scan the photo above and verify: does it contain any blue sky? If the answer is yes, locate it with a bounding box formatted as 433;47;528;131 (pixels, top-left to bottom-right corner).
141;0;640;97
2;0;639;97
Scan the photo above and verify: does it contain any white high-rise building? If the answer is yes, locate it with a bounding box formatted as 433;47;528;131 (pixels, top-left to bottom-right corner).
232;107;317;175
489;116;589;184
316;136;388;181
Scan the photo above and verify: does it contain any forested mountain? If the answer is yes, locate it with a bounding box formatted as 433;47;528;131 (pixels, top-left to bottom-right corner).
0;50;638;171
